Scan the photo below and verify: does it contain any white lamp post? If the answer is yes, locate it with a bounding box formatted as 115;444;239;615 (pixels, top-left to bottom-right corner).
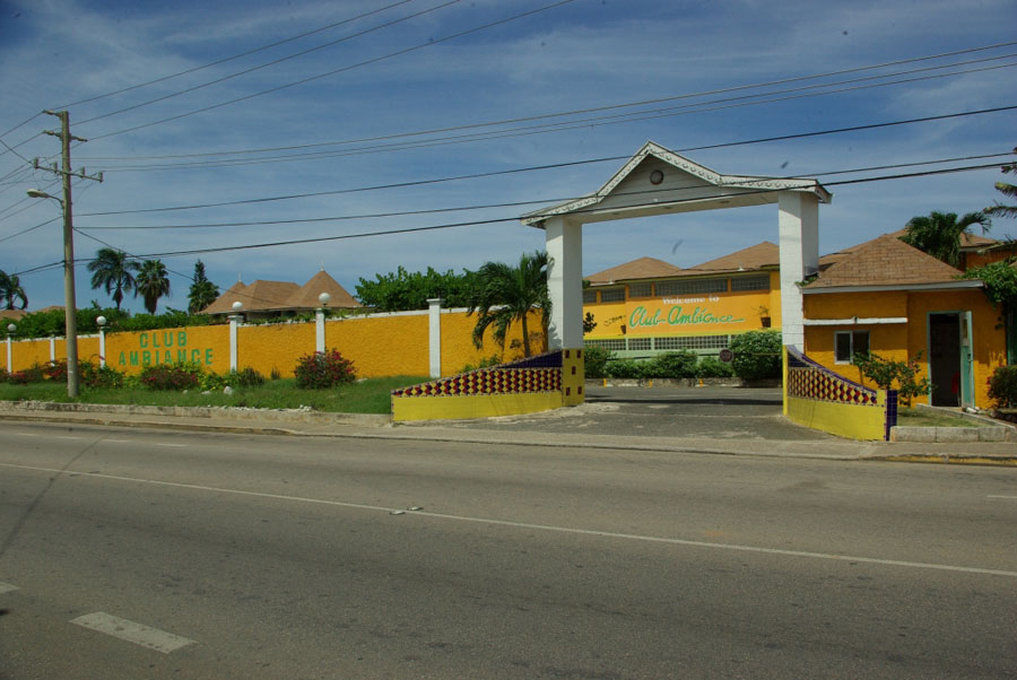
229;302;243;371
96;315;107;367
316;292;330;353
5;323;15;375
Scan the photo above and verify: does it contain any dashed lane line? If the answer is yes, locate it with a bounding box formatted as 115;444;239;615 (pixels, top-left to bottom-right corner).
0;581;19;594
71;612;195;654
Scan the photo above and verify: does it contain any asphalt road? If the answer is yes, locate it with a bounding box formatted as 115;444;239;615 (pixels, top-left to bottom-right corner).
0;422;1015;679
426;385;837;440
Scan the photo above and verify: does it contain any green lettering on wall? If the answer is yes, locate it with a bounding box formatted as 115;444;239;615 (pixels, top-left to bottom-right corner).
177;349;187;363
205;348;214;365
152;333;161;349
162;332;174;348
142;350;151;366
118;352;126;366
191;349;201;363
178;331;187;347
139;333;148;348
129;351;139;366
163;350;172;364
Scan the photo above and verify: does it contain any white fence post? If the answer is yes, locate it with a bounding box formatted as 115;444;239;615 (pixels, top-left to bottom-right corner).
427;298;443;378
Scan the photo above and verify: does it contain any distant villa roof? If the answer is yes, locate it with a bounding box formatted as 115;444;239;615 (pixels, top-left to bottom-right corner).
201;270;360;315
586;257;682;285
804;234;980;293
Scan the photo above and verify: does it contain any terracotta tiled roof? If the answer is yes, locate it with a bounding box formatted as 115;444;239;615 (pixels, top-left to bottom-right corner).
686;241;779;273
1;305;63;322
289;270;361;309
201;272;360;314
587;257;682;284
806;234;965;289
886;227;997;249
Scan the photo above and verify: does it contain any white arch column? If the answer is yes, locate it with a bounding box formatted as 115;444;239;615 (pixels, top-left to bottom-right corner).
544;215;584;350
777;191;819;350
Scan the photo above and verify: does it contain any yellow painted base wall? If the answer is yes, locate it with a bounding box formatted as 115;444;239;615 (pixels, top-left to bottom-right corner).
392;391;563;421
785;396;888;440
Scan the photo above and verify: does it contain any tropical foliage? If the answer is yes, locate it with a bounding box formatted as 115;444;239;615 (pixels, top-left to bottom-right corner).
988;365;1017;408
468;251;550;358
355;266;479;311
294;349;357;389
134;259;171;314
900;210;990;267
984;147;1017;221
729;330;783;380
852;352;931;408
0;270;28;310
187;260;220;314
87;248;137;310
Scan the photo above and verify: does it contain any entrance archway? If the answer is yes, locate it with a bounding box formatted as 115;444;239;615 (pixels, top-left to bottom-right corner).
522;142;831;364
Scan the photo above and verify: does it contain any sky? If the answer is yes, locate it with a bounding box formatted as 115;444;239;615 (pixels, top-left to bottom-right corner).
1;0;1015;314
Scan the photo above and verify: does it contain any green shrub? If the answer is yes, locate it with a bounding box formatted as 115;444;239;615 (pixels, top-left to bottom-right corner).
695;356;735;378
294;349;357;389
9;365;46;384
231;367;266;387
139;363;203;391
605;359;650;379
988;365;1017;408
853;352;931;407
198;371;229;391
460;355;502;373
648;351;698;379
583;346;612;379
729;331;782;380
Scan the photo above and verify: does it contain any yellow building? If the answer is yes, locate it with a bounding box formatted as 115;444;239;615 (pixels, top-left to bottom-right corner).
583;233;1014;409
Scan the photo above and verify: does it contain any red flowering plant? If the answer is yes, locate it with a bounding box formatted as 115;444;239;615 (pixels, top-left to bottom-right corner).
293;349;356;389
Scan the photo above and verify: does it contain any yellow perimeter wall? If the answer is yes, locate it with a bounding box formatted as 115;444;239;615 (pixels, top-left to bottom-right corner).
803;289;1006;408
6;309;540;380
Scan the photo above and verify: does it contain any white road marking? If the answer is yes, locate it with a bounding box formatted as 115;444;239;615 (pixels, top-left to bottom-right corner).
0;582;19;594
105;439;132;443
2;461;1015;579
13;432;40;437
71;612;195;654
988;495;1017;500
155;443;187;448
54;436;82;440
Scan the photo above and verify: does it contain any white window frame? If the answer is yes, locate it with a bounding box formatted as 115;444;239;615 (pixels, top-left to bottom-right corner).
834;330;870;364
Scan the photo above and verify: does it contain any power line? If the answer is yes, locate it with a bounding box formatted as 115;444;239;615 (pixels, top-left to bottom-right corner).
114;162;1009;261
0;217;60;244
86;0;579;142
74;39;1017;163
55;0;420;109
77;104;1017;217
75;0;464;126
75;152;1017;232
80;57;1017;173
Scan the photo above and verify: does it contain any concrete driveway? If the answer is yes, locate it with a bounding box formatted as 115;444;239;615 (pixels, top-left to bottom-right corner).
442;385;836;441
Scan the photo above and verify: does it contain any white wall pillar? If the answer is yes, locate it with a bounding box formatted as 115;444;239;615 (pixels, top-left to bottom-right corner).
545;216;584;349
98;329;106;367
49;337;55;363
315;309;326;353
778;191;819;350
427;298;443;378
5;337;11;373
228;314;240;371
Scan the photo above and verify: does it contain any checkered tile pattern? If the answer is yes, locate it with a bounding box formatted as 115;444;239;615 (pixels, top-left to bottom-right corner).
392;367;562;397
787;366;879;406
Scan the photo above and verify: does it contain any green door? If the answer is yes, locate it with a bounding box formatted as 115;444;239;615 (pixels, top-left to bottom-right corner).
959;310;974;408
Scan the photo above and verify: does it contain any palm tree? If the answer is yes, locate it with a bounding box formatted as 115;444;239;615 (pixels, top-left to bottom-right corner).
467;250;550;358
901;210;990;267
984;148;1017;220
187;260;219;314
135;259;171;314
0;270;28;310
87;248;137;310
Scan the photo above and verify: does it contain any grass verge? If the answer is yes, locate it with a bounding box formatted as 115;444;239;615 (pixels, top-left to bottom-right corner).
0;376;428;414
896;408;979;428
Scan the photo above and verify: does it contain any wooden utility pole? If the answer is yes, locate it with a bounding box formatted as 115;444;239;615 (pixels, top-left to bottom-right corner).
33;110;103;397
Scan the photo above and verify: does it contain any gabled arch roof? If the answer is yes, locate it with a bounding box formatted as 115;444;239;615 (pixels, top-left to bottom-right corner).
523;141;831;228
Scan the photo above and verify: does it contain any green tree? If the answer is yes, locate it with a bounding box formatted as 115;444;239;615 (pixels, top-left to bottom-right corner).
134;259;171;314
901;210;990;267
729;330;782;380
187;260;220;314
355;266;478;311
0;270;28;310
984;147;1017;221
87;248;137;310
467;250;550;358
